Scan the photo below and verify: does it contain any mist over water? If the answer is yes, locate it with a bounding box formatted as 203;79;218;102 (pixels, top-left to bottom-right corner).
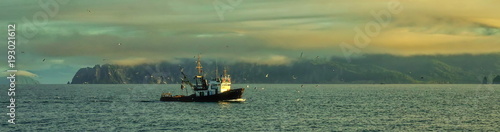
1;84;498;131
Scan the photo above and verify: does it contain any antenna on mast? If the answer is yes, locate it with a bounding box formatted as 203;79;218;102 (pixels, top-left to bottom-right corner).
215;59;219;79
223;66;227;77
196;54;203;75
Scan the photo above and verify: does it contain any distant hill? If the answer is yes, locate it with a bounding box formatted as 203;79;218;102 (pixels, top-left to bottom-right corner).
0;75;40;84
70;54;500;84
494;75;500;84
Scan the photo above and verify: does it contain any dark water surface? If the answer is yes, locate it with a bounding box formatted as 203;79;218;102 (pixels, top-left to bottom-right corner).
1;84;498;131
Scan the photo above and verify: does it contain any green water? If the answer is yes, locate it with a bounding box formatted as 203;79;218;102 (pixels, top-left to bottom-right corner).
1;84;498;131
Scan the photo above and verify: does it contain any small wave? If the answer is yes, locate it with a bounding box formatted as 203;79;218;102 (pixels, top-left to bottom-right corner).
88;100;114;103
137;100;158;103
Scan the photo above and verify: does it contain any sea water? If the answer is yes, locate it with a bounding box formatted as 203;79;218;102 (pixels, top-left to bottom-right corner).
0;84;498;131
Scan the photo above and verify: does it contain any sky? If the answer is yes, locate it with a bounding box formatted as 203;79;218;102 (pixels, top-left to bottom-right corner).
1;0;500;84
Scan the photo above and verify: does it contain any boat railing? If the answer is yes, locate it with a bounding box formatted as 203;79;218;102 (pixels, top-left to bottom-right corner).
161;92;172;97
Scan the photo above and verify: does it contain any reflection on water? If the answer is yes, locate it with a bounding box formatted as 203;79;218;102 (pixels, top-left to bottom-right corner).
218;101;231;109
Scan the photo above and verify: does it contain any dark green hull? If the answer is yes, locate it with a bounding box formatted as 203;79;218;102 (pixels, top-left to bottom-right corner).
160;88;244;102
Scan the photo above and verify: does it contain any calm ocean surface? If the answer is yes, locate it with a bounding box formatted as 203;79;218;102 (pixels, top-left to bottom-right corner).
1;84;498;131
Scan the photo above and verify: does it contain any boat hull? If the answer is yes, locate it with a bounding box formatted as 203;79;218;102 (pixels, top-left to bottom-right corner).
160;88;245;102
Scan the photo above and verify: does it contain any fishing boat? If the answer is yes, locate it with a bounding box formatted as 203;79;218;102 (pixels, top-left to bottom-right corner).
160;56;245;102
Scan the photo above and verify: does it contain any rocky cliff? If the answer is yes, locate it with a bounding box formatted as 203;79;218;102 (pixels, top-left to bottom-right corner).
493;75;500;84
71;64;174;84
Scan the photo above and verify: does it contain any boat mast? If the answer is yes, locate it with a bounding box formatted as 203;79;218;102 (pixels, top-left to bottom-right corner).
215;59;219;79
196;54;203;75
223;67;227;77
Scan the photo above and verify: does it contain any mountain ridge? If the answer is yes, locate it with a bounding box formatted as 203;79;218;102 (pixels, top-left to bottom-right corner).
70;54;500;84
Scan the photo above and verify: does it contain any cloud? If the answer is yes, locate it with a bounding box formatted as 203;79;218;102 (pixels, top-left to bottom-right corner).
48;59;65;64
238;55;293;65
1;0;500;83
17;70;38;77
111;58;165;66
1;70;38;77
